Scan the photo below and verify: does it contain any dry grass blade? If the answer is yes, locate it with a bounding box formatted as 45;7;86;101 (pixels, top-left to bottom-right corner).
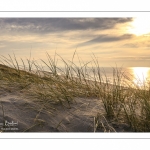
1;52;150;132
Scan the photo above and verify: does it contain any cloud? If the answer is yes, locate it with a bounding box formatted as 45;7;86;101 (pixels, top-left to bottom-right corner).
112;56;150;61
0;18;133;34
76;34;134;47
122;43;138;48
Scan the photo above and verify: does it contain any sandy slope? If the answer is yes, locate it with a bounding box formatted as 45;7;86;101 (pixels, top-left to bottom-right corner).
0;64;131;132
0;86;103;132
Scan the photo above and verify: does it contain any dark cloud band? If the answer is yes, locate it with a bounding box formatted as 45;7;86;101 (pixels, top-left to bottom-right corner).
0;18;133;34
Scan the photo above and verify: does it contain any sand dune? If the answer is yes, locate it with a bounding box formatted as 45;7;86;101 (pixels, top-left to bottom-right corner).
0;86;103;132
0;64;131;132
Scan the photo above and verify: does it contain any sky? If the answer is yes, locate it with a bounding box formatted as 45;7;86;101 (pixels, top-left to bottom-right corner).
0;18;150;67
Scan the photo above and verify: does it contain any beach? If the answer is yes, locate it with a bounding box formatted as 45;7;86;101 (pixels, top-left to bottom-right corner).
0;64;133;132
0;64;102;132
1;63;150;132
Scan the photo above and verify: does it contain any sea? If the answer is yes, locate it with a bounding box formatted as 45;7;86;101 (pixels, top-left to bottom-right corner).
42;66;150;88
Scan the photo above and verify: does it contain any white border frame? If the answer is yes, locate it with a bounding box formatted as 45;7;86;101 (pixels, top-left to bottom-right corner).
0;11;150;139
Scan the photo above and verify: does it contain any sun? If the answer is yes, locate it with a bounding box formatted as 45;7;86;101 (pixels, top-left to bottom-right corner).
127;17;150;36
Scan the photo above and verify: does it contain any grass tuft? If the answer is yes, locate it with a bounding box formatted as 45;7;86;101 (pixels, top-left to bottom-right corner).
1;52;150;132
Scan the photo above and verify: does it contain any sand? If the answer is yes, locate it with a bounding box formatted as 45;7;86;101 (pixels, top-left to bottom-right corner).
0;85;131;132
0;64;131;132
0;86;104;132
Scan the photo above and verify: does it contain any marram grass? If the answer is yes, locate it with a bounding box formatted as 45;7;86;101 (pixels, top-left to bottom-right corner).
1;52;150;132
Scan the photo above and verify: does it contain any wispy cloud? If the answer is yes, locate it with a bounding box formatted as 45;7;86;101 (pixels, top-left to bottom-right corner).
76;34;134;47
122;43;138;48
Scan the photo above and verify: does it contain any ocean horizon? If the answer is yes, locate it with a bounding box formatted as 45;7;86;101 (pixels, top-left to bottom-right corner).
41;66;150;87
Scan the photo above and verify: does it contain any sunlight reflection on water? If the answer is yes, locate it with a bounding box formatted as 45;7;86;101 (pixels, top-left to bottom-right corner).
42;65;150;88
127;67;150;87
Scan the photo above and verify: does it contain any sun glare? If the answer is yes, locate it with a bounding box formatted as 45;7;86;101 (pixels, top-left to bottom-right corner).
127;17;150;36
131;67;150;86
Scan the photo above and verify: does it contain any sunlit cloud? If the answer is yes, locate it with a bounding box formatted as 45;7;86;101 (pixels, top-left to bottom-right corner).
127;17;150;36
0;18;150;67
